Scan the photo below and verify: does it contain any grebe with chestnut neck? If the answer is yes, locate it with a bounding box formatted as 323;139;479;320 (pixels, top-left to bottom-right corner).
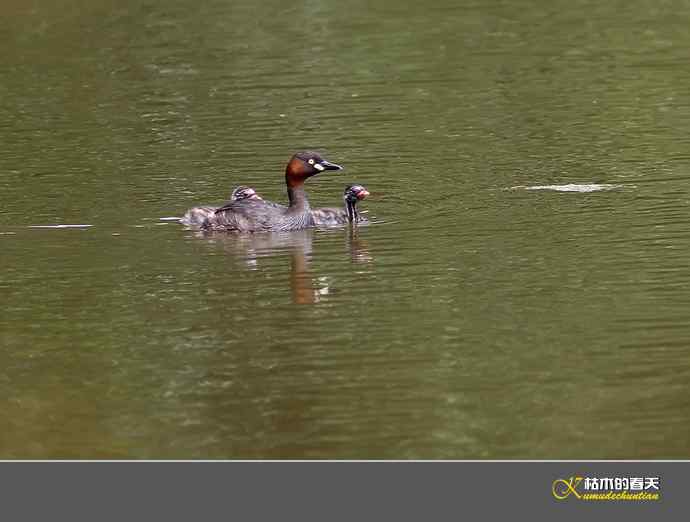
202;151;342;232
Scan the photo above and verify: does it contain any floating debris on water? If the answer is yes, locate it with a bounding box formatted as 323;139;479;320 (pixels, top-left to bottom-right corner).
159;217;181;222
28;224;93;229
511;183;625;193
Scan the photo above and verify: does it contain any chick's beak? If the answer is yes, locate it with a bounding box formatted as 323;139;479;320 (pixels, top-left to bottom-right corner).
357;189;370;199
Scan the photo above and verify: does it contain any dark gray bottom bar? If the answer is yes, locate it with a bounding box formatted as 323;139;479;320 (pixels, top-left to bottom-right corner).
0;462;681;521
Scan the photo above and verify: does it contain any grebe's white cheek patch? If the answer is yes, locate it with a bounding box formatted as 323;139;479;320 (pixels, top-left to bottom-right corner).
314;163;325;171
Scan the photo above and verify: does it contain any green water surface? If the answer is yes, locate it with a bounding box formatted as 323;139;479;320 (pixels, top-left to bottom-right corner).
2;0;690;458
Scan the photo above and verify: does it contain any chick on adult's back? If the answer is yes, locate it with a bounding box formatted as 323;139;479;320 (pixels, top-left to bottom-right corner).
180;186;261;226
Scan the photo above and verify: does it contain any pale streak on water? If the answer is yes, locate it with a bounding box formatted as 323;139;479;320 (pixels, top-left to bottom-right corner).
512;184;626;193
28;224;94;229
2;0;690;459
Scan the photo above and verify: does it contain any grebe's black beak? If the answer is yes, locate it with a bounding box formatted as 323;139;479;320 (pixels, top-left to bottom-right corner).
315;159;343;172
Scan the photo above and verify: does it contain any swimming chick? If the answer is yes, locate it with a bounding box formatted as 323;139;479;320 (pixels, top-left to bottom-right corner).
311;184;370;226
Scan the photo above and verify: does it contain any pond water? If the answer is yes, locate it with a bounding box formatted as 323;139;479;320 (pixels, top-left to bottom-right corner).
2;0;690;458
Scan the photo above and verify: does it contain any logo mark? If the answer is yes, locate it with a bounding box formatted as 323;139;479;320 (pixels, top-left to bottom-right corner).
552;475;660;501
552;476;583;500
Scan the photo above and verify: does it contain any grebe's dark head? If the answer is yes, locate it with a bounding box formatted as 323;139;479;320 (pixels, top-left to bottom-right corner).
230;185;262;202
285;151;342;187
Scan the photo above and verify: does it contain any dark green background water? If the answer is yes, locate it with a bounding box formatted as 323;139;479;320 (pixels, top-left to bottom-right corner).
2;0;690;458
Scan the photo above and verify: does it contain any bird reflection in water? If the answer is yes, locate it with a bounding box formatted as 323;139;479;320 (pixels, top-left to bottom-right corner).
346;226;372;265
190;228;372;304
